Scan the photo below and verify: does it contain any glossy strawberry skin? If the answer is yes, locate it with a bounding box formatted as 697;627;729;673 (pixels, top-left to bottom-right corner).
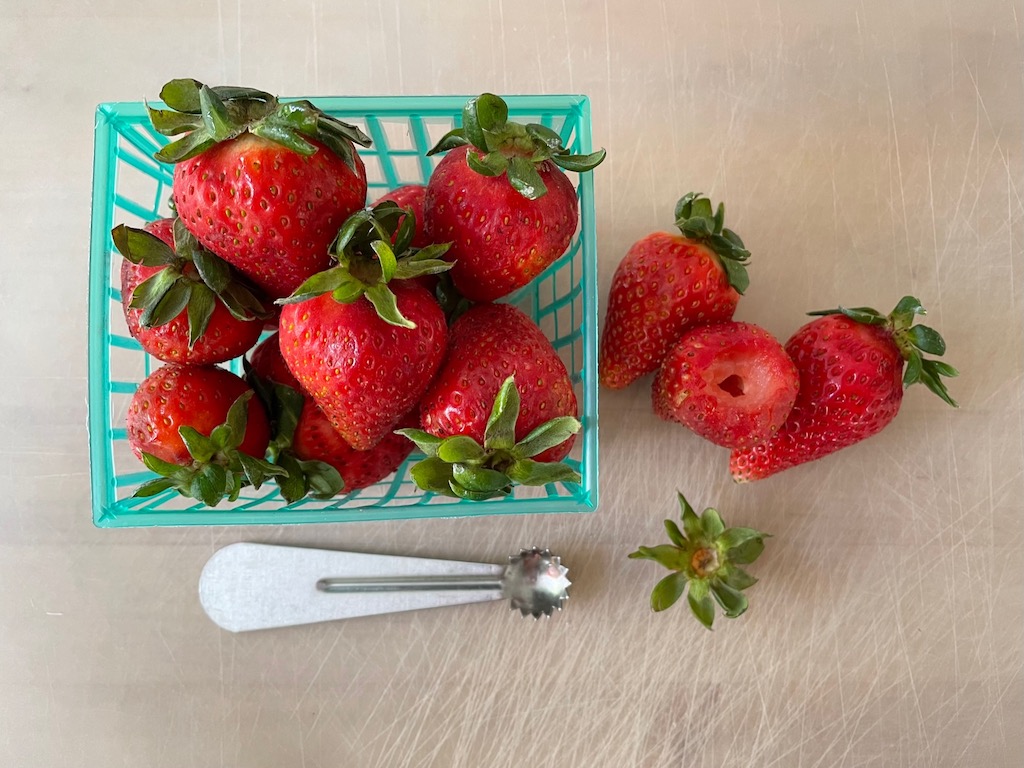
424;146;578;302
120;219;264;365
730;315;904;481
600;232;740;390
278;281;448;451
126;364;271;466
249;333;413;491
653;322;798;450
173;133;368;299
420;303;578;463
378;184;429;248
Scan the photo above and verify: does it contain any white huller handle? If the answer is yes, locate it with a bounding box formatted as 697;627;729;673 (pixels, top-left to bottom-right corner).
198;542;505;633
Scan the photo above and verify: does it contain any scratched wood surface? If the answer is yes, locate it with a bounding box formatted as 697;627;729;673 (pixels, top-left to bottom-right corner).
1;1;1021;765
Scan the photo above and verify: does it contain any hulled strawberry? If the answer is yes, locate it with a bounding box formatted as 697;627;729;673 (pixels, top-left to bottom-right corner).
600;193;751;390
248;333;412;497
653;322;799;450
730;296;958;482
377;184;429;247
126;364;283;506
147;79;372;299
423;93;605;302
399;303;581;500
114;218;266;365
277;204;452;451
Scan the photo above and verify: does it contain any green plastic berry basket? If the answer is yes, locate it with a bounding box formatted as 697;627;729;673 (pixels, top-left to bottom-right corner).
89;94;599;527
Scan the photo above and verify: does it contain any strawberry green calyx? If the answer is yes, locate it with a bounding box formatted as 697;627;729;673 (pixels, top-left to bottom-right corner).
133;392;287;507
426;93;606;201
277;201;453;328
629;492;768;629
112;219;268;346
397;376;582;501
673;192;751;294
807;295;959;407
147;78;372;171
244;365;344;503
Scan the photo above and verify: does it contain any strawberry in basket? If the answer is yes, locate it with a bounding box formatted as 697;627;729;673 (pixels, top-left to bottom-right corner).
247;333;414;500
423;93;605;302
147;78;372;299
400;303;581;500
126;364;283;506
277;203;453;451
114;217;266;365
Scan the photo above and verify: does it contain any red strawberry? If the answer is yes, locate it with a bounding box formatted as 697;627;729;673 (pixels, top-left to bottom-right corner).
248;333;412;494
277;206;453;451
114;218;266;365
398;303;581;501
126;364;280;506
292;407;415;492
377;184;429;247
600;193;750;390
148;79;372;299
652;322;799;450
423;93;605;302
730;297;958;482
419;303;579;463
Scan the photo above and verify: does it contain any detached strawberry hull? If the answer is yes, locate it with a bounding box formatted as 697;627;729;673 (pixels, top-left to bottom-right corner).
89;95;599;527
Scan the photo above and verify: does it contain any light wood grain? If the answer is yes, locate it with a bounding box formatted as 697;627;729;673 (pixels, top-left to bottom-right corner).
0;0;1021;765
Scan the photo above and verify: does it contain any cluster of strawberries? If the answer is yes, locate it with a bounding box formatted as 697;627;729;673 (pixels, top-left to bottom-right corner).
118;80;604;506
600;194;958;481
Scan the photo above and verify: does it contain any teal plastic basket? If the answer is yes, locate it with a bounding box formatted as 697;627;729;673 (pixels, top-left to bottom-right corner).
89;95;599;527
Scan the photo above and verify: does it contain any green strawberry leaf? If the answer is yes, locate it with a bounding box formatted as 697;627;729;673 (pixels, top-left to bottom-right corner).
437;436;487;464
467;150;509;177
908;324;946;356
140;451;186;479
718;255;750;295
506;156;547;200
550;149;607;173
111;224;177;267
370;239;398;283
426;127;469;156
512;416;581;459
627;544;687;571
191;248;232;294
274;453;309;504
186;282;216;348
700;507;725;539
483;376;520;451
395;428;444;458
718;565;757;591
710;579;749;619
223;392;252;450
728;537;766;565
129;266;178;313
143;277;191;327
296;459;344;499
132;477;177;498
159;78;203;113
191;463;229;507
664;519;686;548
715;527;767;551
651;571;688;612
178;426;216;464
409;456;457;495
154;128;217;164
199;85;235;142
448;480;508;501
364;283;415;328
687;579;715;628
451;464;512;493
279;266;354;305
505;458;581;487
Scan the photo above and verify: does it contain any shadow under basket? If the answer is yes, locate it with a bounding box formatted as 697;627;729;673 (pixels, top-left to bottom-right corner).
88;94;599;527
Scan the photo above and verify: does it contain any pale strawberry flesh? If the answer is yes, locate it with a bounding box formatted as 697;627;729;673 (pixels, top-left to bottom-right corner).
730;315;904;481
653;322;798;450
